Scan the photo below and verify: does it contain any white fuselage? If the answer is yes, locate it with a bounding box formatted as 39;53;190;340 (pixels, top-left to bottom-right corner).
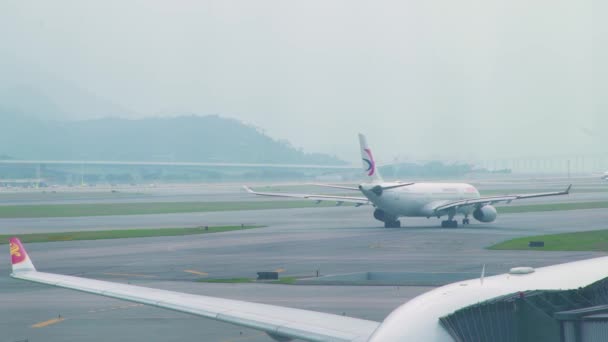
368;256;608;341
361;182;480;218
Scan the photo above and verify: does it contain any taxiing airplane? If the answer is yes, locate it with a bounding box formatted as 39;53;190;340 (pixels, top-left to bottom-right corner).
245;134;571;228
9;237;608;341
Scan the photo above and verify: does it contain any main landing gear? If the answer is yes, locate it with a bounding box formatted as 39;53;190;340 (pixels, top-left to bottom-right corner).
384;220;401;228
441;210;459;228
441;217;469;228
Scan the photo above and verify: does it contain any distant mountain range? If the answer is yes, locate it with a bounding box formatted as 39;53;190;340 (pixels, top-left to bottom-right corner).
0;61;342;165
0;113;344;165
0;54;135;121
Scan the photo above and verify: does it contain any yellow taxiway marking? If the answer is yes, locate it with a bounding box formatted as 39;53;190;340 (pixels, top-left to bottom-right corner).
184;269;208;276
32;317;65;328
102;272;156;278
274;268;285;273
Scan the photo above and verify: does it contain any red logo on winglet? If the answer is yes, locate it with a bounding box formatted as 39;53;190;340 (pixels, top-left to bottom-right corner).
9;238;26;264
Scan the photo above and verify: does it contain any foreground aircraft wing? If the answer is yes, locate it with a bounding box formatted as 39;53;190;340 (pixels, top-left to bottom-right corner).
243;186;370;206
433;184;572;212
9;238;379;342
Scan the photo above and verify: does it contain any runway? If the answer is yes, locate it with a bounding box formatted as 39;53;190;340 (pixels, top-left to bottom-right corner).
1;179;608;341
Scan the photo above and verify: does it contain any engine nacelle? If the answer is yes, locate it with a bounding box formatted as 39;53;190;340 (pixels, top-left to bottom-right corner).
473;205;497;223
373;209;386;222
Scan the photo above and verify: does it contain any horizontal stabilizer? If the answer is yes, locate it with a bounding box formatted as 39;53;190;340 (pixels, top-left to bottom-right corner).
361;182;415;196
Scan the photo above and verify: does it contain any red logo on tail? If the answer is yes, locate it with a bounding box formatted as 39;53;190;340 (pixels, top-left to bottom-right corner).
363;148;376;176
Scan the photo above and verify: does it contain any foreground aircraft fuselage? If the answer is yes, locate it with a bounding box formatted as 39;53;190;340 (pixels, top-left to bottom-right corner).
245;134;570;228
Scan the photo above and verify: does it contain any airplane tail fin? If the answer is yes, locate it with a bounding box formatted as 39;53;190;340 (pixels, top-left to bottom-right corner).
9;237;36;273
359;133;383;182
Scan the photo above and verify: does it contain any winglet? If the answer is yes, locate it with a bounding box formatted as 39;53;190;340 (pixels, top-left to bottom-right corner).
242;185;254;194
9;237;36;273
565;184;572;194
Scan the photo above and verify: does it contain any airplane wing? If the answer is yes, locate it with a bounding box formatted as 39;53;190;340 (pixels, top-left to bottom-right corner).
433;184;572;213
9;238;379;342
243;186;370;206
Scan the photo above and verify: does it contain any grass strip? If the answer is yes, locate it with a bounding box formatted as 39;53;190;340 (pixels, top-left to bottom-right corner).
0;225;261;244
489;229;608;251
0;200;353;218
497;201;608;214
1;198;607;219
198;277;297;285
198;278;254;283
481;188;608;195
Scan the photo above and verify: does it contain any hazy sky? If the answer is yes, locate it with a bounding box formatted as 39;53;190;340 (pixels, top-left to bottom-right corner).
0;1;603;163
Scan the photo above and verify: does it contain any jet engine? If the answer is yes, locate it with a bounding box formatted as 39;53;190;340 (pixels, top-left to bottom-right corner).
473;205;497;223
373;209;386;222
373;208;400;227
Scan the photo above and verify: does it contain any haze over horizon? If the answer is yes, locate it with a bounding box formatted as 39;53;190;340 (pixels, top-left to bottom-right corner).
1;1;605;163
